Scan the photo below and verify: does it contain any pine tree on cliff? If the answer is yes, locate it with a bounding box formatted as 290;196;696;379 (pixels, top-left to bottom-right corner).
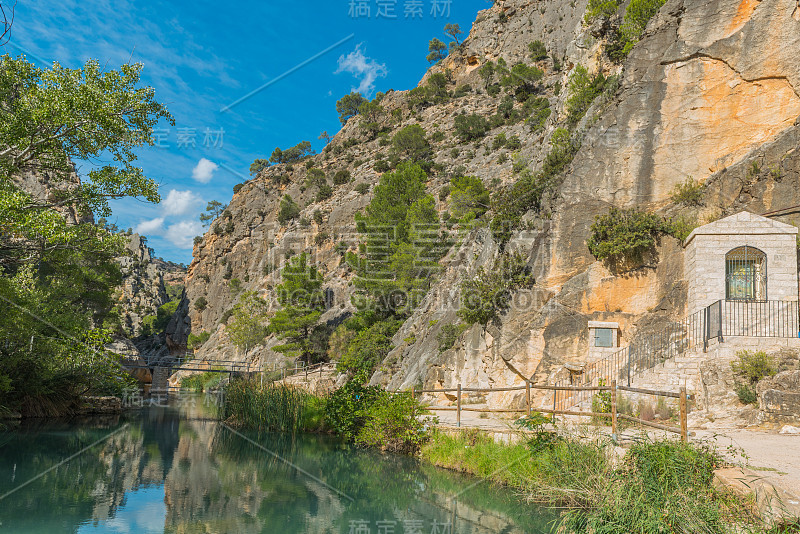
268;253;326;362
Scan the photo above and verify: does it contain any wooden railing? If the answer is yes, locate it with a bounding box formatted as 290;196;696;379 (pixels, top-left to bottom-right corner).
411;380;692;442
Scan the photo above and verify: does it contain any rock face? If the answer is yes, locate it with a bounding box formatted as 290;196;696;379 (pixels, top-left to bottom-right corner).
173;0;800;407
758;370;800;424
115;234;185;338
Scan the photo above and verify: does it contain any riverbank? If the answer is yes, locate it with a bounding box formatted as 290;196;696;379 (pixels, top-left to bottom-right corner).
420;426;796;533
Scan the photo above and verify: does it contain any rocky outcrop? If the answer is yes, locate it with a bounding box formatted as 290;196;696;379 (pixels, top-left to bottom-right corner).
173;0;800;406
758;370;800;424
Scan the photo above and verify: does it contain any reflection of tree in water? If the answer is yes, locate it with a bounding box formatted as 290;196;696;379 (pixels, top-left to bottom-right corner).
0;414;175;531
0;407;552;534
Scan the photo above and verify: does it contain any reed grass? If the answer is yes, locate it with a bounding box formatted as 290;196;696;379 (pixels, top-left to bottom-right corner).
222;379;308;434
421;430;774;533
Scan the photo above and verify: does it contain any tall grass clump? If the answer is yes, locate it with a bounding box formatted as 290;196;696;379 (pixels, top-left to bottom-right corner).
422;426;766;532
222;379;308;434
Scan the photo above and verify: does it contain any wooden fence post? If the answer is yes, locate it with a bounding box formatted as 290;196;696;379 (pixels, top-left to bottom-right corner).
680;386;688;443
457;383;462;428
526;381;531;417
611;380;618;439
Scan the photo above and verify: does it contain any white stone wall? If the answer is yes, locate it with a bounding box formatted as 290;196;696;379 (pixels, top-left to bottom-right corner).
685;212;799;314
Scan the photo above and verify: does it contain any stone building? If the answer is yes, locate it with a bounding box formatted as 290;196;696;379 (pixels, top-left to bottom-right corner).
684;211;799;314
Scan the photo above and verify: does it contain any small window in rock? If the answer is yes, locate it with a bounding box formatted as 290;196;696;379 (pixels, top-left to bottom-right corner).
593;328;613;348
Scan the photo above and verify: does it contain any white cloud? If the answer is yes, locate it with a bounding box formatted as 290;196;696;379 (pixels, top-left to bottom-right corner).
335;44;387;96
134;217;165;235
161;189;202;216
192;158;219;183
166;220;204;249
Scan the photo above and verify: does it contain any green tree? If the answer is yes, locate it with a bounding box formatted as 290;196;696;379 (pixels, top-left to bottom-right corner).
0;55;171;412
529;40;548;61
269;141;313;164
449;175;490;220
391;124;431;162
249;158;270;176
336;92;368;125
268;253;326;362
226;291;270;352
427;38;447;63
454;113;490;141
444;23;463;45
278;194;300;225
199;200;227;227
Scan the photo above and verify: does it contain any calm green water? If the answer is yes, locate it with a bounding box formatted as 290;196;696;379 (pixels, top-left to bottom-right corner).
0;395;554;533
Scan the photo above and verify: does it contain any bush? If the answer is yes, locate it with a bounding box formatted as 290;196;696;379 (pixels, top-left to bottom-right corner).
269;140;313;164
585;0;618;22
277;194;300;224
454;113;490;141
670;177;705;206
529;40;548;61
336;91;368;124
731;350;777;384
355;182;370;194
187;331;211;350
313;209;323;224
735;383;758;405
392;124;430;162
566;65;608;127
436;323;467;352
374;159;390;173
459;252;534;325
232;183;244;194
449;175;490;220
587;207;672;263
337;320;402;379
355;392;433;454
316;183;333;202
333;169;351;185
194;296;208;312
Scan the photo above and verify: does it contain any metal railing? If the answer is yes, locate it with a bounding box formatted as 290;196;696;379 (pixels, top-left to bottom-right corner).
556;299;799;410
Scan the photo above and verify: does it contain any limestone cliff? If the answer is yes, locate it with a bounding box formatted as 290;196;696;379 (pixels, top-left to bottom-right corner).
174;0;800;407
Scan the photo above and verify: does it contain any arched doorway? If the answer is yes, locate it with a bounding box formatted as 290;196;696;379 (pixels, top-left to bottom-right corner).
725;246;766;301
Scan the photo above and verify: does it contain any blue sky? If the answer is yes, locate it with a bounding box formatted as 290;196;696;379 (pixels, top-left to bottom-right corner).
8;0;489;264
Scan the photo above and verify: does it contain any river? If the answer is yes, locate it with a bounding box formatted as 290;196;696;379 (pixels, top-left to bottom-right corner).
0;394;554;533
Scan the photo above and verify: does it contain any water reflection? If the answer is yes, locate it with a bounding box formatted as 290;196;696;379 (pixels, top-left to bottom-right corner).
0;394;553;533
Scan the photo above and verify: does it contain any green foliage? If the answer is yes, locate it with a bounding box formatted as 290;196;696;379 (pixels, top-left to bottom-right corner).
444;23;463;45
336;91;368;124
333;169;351;185
316;183;333;202
355;182;370;194
670;177;705;206
566;65;608;127
194;296;208;312
223;380;308;433
226;291;270;351
355;392;432;454
449;175;489;220
524;96;551;132
454;113;490;141
391;124;431;162
337;319;402;378
269;140;313;164
587;207;672;263
427;38;447;63
353;163;448;316
187;331;211;350
735;383;758;405
529;40;548;61
140;299;179;337
490;128;579;245
500;63;544;100
408;73;450;109
436;323;467;352
277;194;300;225
0;55;173;413
268;253;327;362
731;350;777;384
620;0;666;44
200;200;228;226
181;371;224;393
249;158;269;176
585;0;618;22
458;252;534;325
515;412;563;451
232;183;244;194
